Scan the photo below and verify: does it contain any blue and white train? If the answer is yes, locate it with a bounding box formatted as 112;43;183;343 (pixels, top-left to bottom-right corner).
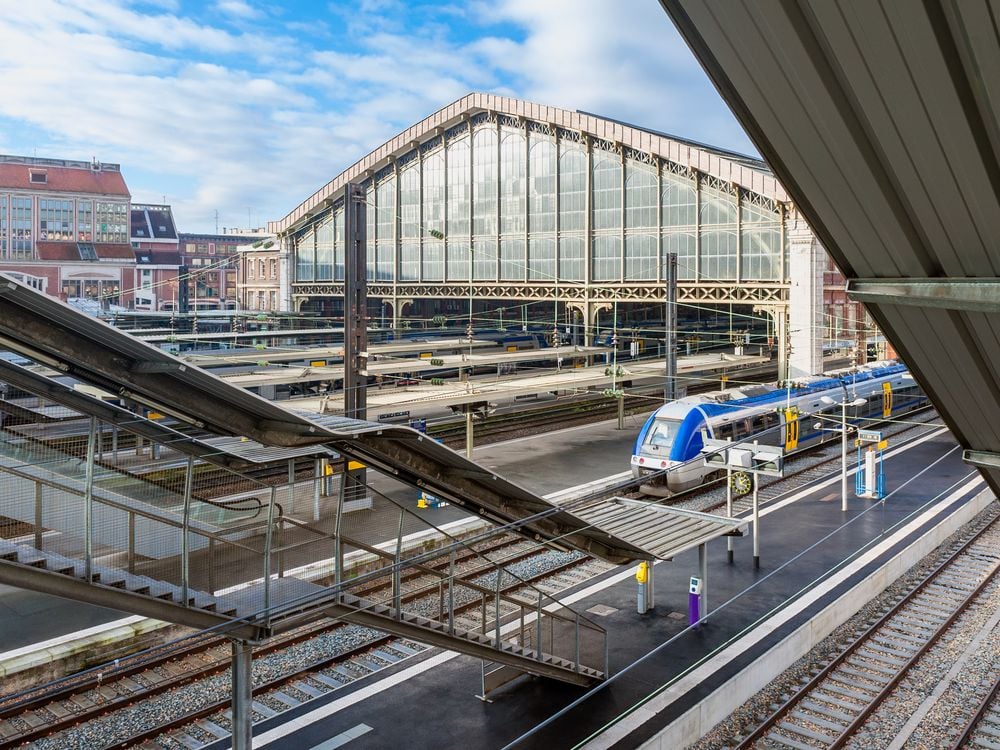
631;361;927;495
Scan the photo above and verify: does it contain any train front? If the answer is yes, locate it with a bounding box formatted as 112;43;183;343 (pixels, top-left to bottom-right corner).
630;403;708;496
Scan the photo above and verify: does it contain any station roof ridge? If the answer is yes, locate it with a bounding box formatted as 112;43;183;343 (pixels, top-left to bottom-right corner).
270;91;789;235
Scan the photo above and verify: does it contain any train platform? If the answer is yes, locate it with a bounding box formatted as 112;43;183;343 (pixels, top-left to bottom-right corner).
214;423;992;750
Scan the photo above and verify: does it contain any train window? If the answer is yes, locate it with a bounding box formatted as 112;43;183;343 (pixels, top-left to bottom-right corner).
647;419;680;448
732;418;753;439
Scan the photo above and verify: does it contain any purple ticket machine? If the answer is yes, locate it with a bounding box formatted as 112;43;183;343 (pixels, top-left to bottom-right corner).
688;576;703;627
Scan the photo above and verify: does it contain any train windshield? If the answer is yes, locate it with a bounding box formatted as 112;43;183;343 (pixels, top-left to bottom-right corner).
646;418;681;451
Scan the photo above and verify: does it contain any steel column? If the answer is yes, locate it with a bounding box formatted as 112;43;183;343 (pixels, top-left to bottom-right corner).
231;640;253;750
263;486;277;617
665;251;678;402
752;440;761;569
343;182;368;502
181;456;194;606
33;482;42;549
84;417;97;582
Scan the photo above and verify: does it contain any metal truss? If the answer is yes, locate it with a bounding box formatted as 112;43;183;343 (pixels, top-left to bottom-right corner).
293;282;788;306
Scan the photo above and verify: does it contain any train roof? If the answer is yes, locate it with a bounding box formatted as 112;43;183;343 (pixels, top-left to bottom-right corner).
653;361;908;419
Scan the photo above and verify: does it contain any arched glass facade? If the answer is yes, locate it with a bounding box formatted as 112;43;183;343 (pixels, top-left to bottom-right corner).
293;114;785;288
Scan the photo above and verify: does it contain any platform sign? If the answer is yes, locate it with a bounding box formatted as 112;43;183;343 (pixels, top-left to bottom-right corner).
857;429;882;443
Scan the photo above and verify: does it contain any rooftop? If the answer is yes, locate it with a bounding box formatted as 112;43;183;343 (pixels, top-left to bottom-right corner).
0;154;129;197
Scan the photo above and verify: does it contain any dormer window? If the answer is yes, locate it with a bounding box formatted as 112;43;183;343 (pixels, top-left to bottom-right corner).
29;170;47;184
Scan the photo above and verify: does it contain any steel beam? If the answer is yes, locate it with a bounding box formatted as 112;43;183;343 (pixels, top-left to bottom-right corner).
963;449;1000;469
847;278;1000;312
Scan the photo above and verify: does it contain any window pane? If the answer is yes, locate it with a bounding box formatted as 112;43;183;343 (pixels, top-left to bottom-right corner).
559;236;584;282
662;171;696;227
447;137;471;238
529;135;556;234
664;231;696;281
625;233;657;280
592;149;621;230
500;237;524;280
559;146;586;232
528;237;555;281
592;235;621;281
500;129;525;235
473;127;497;237
625;160;657;229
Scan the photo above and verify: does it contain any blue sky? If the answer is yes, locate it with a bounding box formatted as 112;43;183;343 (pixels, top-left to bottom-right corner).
0;0;754;233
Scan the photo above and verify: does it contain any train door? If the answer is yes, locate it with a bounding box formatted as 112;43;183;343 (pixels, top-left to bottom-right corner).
783;407;800;451
882;382;893;417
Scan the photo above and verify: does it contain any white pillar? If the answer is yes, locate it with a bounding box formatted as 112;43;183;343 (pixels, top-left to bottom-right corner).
787;211;825;379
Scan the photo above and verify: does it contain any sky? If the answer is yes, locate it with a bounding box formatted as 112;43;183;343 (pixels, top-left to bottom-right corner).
0;0;755;234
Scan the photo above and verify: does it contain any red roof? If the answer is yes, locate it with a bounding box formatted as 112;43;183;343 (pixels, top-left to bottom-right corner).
0;163;129;196
37;242;135;261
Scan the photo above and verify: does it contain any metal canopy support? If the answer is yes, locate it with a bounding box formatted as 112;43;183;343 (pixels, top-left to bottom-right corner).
665;252;678;402
343;182;368;500
963;450;1000;469
231;639;253;750
846;278;1000;313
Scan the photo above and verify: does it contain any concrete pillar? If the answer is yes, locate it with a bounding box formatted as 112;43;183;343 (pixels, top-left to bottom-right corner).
787;211;825;379
277;236;292;313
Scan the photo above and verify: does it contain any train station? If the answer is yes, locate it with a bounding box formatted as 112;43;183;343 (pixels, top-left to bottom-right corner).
0;2;998;750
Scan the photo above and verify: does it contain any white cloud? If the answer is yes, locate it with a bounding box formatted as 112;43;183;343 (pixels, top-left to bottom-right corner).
478;0;754;155
216;1;261;20
0;0;752;233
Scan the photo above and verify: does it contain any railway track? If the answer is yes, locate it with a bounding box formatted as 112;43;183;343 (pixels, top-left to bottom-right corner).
734;513;1000;749
0;546;613;749
954;679;1000;750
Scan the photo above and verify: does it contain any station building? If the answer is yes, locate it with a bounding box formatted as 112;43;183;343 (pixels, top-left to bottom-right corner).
270;93;878;380
0;154;135;306
130;203;181;311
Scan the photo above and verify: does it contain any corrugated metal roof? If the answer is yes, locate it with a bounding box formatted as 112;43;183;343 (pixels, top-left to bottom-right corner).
572;499;743;560
662;0;1000;495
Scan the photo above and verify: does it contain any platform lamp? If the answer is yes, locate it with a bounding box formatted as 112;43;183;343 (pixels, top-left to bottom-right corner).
818;395;867;511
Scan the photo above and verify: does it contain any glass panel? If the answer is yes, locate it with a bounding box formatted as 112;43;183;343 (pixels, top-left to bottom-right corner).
423;240;444;281
39;199;74;241
662;170;697;228
528;237;555;281
334;210;345;281
447;137;471;238
447;238;470;282
740;198;781;281
473;238;496;281
592;235;621;282
625;233;657;281
473;127;497;237
400;165;420;281
376;178;396;281
700;183;737;225
76;199;92;241
742;227;781;280
559;236;584;282
701;229;737;280
315;216;334;281
422;150;445;280
592;149;621;231
500;128;525;235
559;146;586;232
366;185;376;280
423;150;445;242
10;197;31;258
0;195;7;256
529;135;556;234
500;237;524;280
625;160;657;229
664;231;696;281
296;229;315;282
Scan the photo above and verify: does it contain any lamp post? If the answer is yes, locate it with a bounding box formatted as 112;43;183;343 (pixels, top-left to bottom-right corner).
819;395;867;511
